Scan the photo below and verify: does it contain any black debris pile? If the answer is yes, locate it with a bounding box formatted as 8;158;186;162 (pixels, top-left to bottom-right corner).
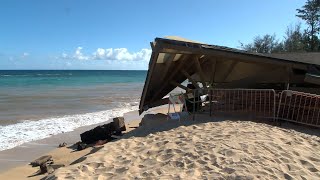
113;117;126;135
79;116;127;147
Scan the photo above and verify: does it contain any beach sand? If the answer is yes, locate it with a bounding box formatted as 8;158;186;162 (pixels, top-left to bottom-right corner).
1;107;320;179
0;110;142;180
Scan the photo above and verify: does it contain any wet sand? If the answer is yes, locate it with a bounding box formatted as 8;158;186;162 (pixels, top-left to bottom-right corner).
0;110;139;172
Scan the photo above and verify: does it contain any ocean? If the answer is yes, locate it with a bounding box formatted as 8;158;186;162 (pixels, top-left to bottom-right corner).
0;70;147;151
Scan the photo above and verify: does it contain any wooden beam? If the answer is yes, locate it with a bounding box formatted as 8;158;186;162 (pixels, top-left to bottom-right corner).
222;60;238;82
150;42;156;50
181;69;200;88
210;59;217;85
150;55;196;101
156;41;307;70
217;67;286;88
159;54;175;83
170;81;189;91
139;51;160;113
286;66;293;90
305;73;320;85
194;57;207;88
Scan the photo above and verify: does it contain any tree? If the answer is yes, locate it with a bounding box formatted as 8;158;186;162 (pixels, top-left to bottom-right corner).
296;0;320;51
283;23;306;52
240;34;284;53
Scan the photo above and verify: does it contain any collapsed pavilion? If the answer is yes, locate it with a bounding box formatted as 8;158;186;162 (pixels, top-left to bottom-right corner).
139;36;320;127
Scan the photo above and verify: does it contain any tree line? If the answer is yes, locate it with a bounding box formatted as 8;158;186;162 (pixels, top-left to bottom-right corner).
241;0;320;53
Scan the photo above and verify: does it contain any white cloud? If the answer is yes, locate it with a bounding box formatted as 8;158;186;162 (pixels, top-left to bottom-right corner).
61;47;151;62
66;62;72;66
73;47;89;60
61;53;68;58
93;48;151;61
22;52;29;58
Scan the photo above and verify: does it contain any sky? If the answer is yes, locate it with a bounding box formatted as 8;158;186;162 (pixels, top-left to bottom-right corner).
0;0;307;70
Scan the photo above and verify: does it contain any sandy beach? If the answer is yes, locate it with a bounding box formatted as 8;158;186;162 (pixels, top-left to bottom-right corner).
0;106;320;179
0;109;141;179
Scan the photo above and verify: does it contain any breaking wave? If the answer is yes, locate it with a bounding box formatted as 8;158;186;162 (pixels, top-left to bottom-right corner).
0;104;138;151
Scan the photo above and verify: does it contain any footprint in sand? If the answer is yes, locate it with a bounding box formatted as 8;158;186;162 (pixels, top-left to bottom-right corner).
187;162;196;169
286;164;300;171
184;152;200;160
79;165;94;174
299;159;319;172
308;156;320;162
120;159;132;165
292;151;300;156
157;153;174;162
222;167;236;174
281;152;293;159
115;167;128;173
203;156;210;161
155;168;164;175
141;171;156;177
173;149;183;154
88;162;104;169
197;159;208;165
284;173;294;180
170;160;185;168
218;149;236;157
144;158;158;166
102;172;115;178
279;157;290;163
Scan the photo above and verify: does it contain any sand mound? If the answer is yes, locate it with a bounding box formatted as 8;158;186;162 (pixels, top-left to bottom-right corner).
50;121;320;179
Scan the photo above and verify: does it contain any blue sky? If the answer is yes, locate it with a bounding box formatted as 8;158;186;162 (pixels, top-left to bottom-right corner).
0;0;306;70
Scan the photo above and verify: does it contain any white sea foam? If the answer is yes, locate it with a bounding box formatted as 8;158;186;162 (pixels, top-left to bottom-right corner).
0;104;138;151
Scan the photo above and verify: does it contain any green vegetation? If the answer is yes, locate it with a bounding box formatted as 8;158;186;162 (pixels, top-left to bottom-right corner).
241;0;320;53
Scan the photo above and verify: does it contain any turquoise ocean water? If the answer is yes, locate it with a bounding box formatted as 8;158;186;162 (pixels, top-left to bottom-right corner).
0;70;146;150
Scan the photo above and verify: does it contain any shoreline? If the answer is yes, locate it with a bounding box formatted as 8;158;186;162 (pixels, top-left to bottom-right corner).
0;104;139;152
1;106;320;179
0;109;140;173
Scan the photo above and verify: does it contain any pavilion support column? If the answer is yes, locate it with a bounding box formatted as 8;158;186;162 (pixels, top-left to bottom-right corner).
159;54;176;84
170;81;189;91
181;69;200;89
150;55;195;101
210;59;217;86
222;60;238;82
286;66;292;90
195;57;207;88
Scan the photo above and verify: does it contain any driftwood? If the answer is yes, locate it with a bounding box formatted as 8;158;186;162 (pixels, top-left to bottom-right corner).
58;142;67;148
40;162;54;174
113;117;126;135
30;155;53;167
28;155;57;177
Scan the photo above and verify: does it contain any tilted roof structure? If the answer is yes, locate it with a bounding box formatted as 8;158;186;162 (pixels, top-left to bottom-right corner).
139;36;320;114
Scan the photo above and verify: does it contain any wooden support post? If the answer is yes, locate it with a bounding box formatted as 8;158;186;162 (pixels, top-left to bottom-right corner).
151;55;196;101
194;57;207;88
159;54;176;83
286;66;292;90
150;42;156;50
181;69;200;88
222;60;238;82
170;81;189;91
210;59;217;86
